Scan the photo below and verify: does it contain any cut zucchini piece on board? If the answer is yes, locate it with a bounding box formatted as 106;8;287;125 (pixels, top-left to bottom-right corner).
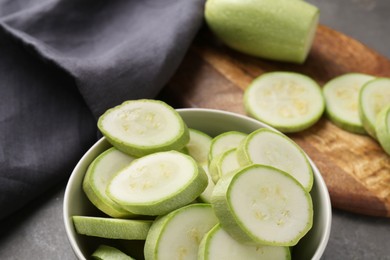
72;216;152;240
205;0;319;63
244;72;324;133
375;105;390;155
211;164;313;246
107;151;208;216
323;73;375;134
144;203;219;260
237;128;313;191
198;224;291;260
359;77;390;139
98;99;189;157
83;147;137;218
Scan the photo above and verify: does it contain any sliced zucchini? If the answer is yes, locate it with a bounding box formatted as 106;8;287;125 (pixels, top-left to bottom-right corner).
375;104;390;155
237;128;313;191
209;148;241;184
144;203;219;260
83;147;137;218
107;151;208;215
186;128;213;166
98;99;189;157
209;131;247;162
198;165;215;203
359;77;390;138
72;216;152;240
323;73;375;134
244;72;324;133
198;224;291;260
92;245;135;260
211;164;313;246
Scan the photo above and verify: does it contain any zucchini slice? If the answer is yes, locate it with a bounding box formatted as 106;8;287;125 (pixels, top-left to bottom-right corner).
107;151;208;215
211;164;313;246
98;99;189;157
144;203;219;260
323;73;375;134
359;77;390;138
198;224;291;260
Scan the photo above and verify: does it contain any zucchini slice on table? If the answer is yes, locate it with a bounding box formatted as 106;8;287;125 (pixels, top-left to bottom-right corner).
323;73;375;134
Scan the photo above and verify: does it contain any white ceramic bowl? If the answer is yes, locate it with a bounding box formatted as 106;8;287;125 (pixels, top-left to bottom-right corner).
64;108;332;260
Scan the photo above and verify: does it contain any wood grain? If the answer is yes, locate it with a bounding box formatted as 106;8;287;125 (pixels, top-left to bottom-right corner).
162;25;390;217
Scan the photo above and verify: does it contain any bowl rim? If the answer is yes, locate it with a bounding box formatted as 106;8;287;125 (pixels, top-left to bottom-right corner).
63;108;332;260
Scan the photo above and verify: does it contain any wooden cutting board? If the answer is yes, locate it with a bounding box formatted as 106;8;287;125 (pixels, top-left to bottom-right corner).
161;25;390;218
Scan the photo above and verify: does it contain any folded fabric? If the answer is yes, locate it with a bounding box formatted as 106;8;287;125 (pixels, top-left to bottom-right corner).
0;0;205;220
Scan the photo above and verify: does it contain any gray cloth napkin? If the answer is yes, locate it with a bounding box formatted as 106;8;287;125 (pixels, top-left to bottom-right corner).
0;0;205;220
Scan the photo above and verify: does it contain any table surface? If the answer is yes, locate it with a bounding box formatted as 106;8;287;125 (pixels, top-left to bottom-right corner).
1;1;390;259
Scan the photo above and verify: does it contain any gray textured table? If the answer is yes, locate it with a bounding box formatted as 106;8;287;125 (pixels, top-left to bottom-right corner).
1;1;390;259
